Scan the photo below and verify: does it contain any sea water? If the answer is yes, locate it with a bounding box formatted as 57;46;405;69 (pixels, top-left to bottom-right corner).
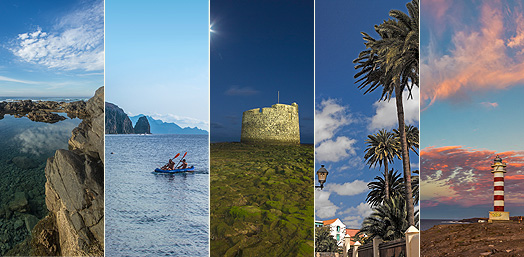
106;134;209;256
420;219;471;231
0;114;80;255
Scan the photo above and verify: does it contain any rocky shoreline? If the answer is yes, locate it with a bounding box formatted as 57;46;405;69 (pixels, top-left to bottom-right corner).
3;87;104;256
0;99;88;123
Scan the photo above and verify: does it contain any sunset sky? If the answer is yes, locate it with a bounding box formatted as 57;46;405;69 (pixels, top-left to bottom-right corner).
421;0;524;219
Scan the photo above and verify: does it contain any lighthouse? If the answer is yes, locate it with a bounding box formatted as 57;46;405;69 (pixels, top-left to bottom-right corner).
489;155;510;221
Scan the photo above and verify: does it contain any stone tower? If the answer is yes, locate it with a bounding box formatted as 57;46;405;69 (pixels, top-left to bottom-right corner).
240;103;300;145
489;155;510;221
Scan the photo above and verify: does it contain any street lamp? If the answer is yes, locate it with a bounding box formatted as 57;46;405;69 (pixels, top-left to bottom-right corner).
316;165;329;190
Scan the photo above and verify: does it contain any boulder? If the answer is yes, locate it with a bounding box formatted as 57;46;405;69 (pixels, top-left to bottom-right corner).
9;192;29;212
24;214;39;233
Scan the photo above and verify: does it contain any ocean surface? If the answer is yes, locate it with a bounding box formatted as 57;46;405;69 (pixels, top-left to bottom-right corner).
106;134;209;256
0;114;80;255
421;219;471;231
0;96;88;102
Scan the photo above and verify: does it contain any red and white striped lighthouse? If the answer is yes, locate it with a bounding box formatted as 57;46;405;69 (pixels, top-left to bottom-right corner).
489;155;510;221
491;156;506;211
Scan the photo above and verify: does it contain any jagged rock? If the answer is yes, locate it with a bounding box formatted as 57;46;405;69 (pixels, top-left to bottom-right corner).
69;87;105;163
31;86;104;256
134;116;151;134
105;102;134;134
11;156;38;169
62;101;88;119
26;110;66;123
9;192;29;212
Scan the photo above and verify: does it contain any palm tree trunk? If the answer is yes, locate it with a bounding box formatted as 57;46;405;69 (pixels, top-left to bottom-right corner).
395;86;415;226
384;162;390;200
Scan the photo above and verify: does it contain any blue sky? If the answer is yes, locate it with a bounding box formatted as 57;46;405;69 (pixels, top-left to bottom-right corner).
210;0;314;143
315;0;419;228
0;0;103;97
420;0;524;219
105;0;209;130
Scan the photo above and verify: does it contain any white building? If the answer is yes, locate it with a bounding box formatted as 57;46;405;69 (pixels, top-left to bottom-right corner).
322;218;347;246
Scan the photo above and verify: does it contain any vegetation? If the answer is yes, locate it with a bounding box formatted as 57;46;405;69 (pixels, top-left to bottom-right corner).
210;143;314;256
315;226;339;253
358;196;418;241
366;169;404;207
354;0;419;226
364;130;401;200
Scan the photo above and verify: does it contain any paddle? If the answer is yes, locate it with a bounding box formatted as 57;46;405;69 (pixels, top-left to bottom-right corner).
175;152;187;168
161;153;180;168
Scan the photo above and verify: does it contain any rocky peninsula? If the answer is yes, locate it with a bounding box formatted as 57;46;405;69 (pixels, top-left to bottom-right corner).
4;87;104;256
0;99;88;123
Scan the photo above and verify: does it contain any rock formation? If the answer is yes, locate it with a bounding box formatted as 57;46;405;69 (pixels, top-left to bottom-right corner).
133;116;151;134
0;100;87;123
31;87;104;256
104;102;134;134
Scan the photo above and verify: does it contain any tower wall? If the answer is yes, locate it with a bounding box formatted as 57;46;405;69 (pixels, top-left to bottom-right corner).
241;103;300;145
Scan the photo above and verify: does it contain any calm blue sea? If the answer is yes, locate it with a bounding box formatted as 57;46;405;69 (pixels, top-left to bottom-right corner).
106;134;209;257
0;114;80;255
421;219;471;231
0;97;88;102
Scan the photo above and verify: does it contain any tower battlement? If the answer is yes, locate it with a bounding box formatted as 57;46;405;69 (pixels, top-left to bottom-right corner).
241;103;300;145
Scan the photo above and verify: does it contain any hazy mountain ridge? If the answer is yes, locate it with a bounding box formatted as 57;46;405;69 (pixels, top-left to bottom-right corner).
129;114;208;135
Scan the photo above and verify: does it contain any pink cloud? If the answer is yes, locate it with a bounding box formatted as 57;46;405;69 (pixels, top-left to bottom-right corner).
421;146;524;207
422;1;524;109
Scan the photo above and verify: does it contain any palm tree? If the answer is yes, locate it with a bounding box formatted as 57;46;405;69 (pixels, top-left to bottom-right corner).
393;125;419;156
366;169;404;207
354;0;419;226
315;226;339;252
358;196;418;241
364;130;400;200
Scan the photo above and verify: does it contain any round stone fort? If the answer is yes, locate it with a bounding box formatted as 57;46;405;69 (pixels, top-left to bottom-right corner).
240;103;300;145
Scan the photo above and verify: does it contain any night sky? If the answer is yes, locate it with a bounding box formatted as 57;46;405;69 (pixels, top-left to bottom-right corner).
210;0;314;143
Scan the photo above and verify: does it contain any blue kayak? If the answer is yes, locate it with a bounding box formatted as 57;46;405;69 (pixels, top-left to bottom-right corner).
154;166;195;173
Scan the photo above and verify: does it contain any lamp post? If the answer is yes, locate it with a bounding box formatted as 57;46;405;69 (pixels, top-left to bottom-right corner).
316;165;329;190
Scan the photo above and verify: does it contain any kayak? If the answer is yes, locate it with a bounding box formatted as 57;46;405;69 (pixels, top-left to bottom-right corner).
154;166;195;173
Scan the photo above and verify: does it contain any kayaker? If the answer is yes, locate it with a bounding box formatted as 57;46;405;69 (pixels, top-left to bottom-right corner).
167;159;176;170
177;159;188;169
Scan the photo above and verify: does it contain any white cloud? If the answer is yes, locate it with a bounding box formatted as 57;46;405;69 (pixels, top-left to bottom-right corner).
339;202;373;228
224;86;259;96
315;99;353;143
368;88;419;131
315;136;357;163
10;0;103;71
15;121;78;156
0;75;39;84
326;180;369;196
315;190;339;219
315;99;358;164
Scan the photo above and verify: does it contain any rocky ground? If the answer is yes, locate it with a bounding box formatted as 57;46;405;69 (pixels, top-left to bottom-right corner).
421;221;524;256
210;142;314;257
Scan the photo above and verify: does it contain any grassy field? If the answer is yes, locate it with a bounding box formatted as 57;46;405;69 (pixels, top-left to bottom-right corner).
210;142;314;256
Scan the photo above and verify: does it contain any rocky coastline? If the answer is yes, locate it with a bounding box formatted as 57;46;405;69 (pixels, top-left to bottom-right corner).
4;87;104;256
0;100;88;123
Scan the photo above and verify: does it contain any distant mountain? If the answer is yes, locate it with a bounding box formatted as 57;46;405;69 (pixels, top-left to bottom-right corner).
129;114;208;135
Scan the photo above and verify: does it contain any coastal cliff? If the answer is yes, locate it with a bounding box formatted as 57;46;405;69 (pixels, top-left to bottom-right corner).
30;87;104;256
105;102;134;134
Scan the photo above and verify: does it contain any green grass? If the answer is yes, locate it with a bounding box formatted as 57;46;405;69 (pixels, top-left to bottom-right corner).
210;142;314;257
